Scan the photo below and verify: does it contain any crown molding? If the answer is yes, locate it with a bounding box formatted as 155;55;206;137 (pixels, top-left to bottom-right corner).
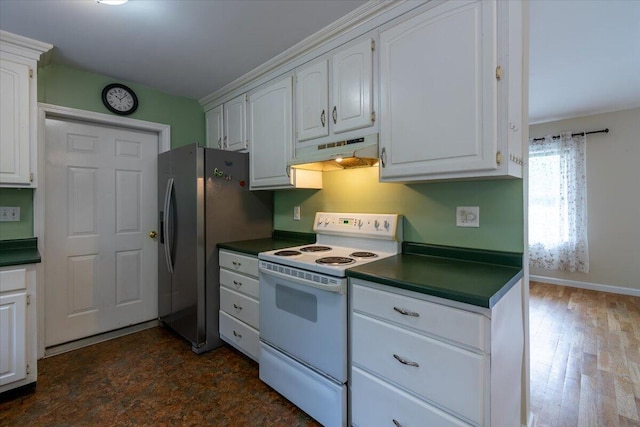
0;30;53;61
199;0;408;108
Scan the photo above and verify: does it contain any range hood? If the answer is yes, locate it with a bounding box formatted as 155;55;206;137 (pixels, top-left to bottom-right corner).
289;134;379;171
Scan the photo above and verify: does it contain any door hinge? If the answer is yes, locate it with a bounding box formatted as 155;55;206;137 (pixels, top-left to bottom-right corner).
26;293;31;306
29;173;34;182
371;40;375;51
29;68;33;78
496;65;503;80
26;364;30;375
371;111;376;123
496;151;503;165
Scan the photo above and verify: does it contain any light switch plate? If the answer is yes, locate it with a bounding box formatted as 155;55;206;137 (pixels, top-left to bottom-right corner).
0;207;21;222
456;206;479;227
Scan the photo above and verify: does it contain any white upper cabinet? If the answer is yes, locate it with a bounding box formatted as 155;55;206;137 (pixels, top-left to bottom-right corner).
249;76;322;190
205;104;223;149
331;39;374;134
0;31;52;187
205;93;247;151
295;37;375;145
296;60;329;142
378;0;524;182
224;94;247;151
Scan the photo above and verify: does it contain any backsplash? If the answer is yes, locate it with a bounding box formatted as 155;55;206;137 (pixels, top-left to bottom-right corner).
0;188;34;240
274;167;524;253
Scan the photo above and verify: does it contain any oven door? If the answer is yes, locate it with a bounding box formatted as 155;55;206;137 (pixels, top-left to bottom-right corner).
258;266;347;383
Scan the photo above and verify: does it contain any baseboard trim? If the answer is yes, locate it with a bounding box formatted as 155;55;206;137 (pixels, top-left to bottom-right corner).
44;320;159;358
530;275;640;297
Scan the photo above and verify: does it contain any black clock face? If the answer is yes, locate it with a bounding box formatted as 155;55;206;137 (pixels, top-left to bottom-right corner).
102;83;138;115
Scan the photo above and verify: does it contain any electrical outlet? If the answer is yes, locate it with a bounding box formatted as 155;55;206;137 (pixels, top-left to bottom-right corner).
0;207;21;222
293;206;301;221
456;206;479;227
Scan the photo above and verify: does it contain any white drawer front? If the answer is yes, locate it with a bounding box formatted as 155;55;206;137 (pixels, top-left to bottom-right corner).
220;269;259;299
220;286;259;329
219;310;259;361
219;250;258;278
352;313;486;424
351;367;470;427
0;267;26;292
352;283;487;351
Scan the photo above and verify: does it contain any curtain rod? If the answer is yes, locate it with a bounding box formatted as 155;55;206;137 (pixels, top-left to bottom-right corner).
531;128;609;142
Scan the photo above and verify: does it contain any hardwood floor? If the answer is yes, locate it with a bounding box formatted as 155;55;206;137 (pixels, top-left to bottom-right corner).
530;281;640;427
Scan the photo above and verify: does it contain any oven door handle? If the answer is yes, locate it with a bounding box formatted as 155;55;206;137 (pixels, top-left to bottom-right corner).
259;263;345;294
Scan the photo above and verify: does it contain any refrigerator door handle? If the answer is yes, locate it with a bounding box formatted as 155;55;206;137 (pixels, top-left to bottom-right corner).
163;178;174;273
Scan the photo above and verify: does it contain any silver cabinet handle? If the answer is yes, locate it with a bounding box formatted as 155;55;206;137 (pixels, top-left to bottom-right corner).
393;420;402;427
233;330;242;338
380;147;387;168
232;261;241;267
286;165;291;177
233;280;242;287
217;137;222;149
393;307;419;317
233;304;243;311
320;109;326;127
393;354;419;367
332;105;337;124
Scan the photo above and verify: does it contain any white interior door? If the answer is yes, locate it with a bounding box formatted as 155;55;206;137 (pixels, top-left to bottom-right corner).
44;117;158;347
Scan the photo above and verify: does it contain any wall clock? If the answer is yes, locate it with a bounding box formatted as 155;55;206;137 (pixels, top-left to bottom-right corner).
101;83;138;115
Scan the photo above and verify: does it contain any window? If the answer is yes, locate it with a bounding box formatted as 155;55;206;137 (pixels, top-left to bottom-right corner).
528;132;589;273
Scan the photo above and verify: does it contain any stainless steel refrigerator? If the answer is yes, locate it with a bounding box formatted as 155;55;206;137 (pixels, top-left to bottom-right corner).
158;143;272;353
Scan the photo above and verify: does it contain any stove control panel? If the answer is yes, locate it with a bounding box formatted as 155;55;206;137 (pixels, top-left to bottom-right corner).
313;212;402;240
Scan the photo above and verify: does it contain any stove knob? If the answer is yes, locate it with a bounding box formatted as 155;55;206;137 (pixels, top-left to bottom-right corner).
358;219;363;228
374;219;380;229
384;220;390;230
324;218;330;226
317;217;323;226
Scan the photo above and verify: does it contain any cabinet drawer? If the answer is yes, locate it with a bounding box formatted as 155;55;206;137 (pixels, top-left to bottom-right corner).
352;283;487;351
0;268;26;293
219;310;259;361
220;269;259;299
351;367;470;427
352;313;486;424
220;286;259;329
219;250;258;278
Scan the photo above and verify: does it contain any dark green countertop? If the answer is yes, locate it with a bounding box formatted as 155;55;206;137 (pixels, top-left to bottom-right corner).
218;230;315;256
0;238;41;267
346;243;523;309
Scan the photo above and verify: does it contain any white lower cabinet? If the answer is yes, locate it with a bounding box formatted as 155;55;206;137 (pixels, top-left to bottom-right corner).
350;278;523;427
0;265;36;393
218;250;260;361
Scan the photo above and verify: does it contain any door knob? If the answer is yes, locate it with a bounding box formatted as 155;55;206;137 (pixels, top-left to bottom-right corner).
149;231;157;238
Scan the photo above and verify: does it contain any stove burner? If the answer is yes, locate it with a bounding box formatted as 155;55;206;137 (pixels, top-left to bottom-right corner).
315;256;355;266
350;251;378;258
274;250;302;257
300;245;332;253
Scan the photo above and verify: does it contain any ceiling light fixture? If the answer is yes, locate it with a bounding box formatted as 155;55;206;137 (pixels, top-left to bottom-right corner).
96;0;128;5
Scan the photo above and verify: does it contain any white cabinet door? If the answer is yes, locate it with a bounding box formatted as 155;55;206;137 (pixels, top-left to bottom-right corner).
205;104;224;149
0;55;31;185
0;292;27;386
249;76;293;189
331;38;373;134
379;0;498;181
296;60;329;142
224;94;247;151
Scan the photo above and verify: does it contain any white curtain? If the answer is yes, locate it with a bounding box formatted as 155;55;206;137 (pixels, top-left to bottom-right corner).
529;132;589;273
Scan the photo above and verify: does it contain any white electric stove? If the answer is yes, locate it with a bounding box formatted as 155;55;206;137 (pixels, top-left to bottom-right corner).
258;212;402;427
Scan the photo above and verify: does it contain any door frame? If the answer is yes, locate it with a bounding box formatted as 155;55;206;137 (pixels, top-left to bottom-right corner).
35;103;171;358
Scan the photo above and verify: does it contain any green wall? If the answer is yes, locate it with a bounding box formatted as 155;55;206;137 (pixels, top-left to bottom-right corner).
275;167;524;253
0;189;34;239
38;64;205;149
0;64;205;241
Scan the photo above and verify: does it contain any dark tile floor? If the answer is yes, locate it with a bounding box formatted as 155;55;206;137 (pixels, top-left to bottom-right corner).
0;327;320;426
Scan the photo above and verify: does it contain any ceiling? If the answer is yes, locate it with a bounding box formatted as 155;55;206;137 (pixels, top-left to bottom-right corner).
1;0;639;123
